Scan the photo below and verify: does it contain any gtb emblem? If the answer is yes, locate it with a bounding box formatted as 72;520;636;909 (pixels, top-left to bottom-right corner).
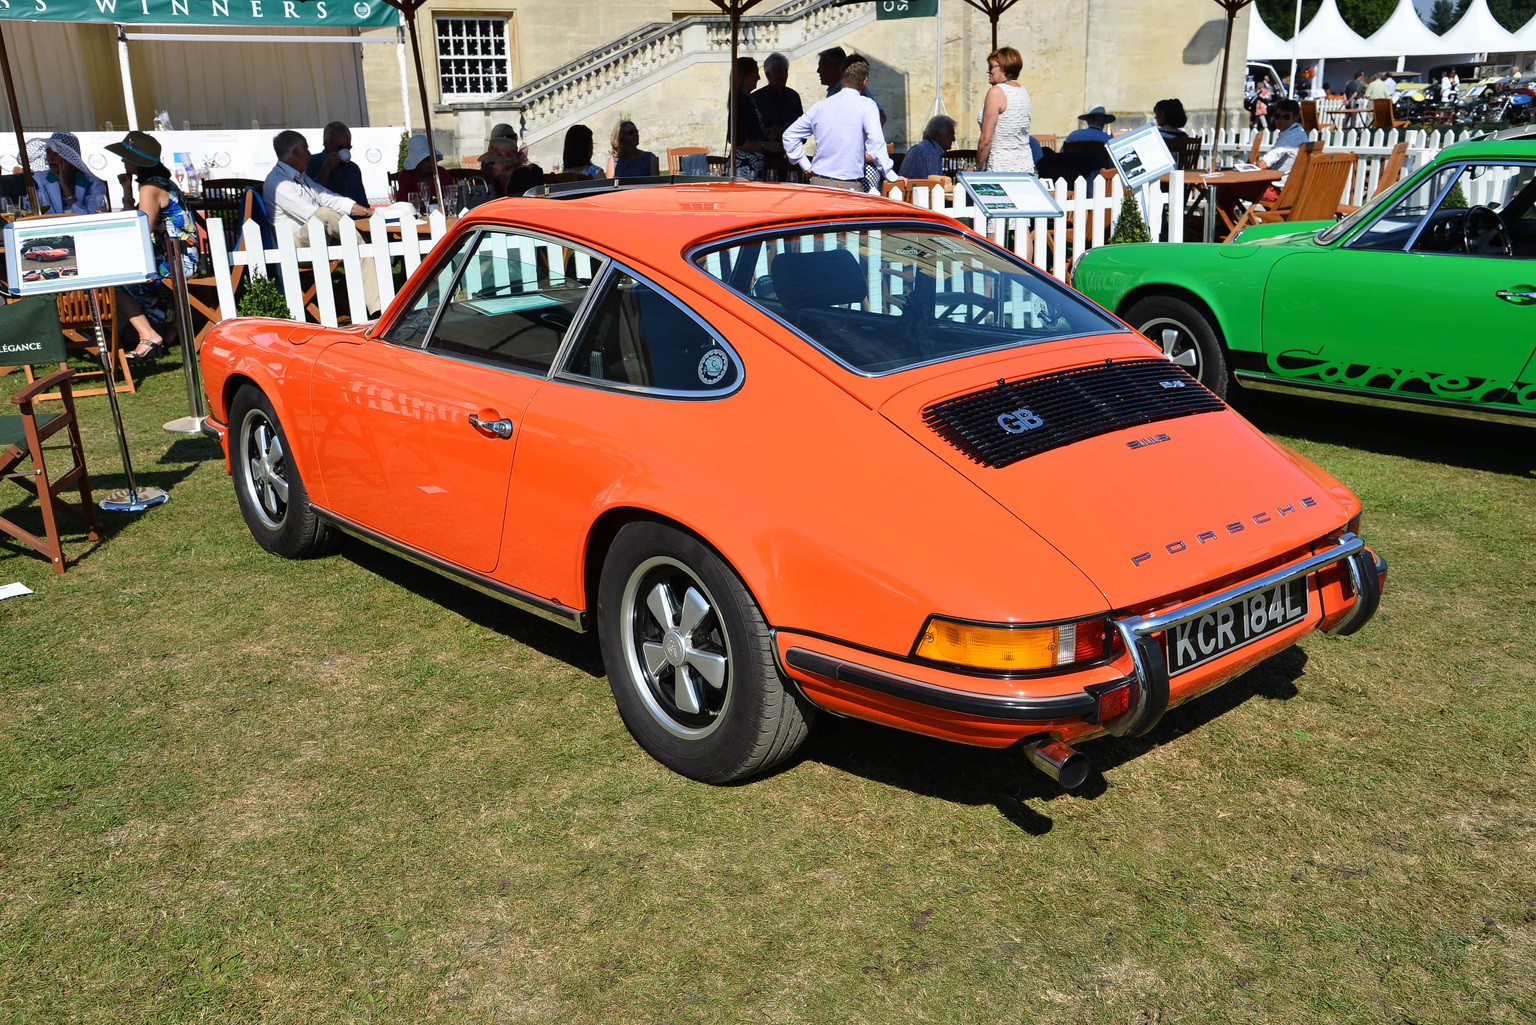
997;407;1044;433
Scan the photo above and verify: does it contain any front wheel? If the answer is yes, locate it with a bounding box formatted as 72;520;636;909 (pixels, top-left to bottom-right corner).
229;385;336;559
597;521;814;783
1123;295;1231;398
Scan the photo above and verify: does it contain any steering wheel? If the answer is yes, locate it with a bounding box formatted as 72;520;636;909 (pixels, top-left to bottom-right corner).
1464;205;1513;256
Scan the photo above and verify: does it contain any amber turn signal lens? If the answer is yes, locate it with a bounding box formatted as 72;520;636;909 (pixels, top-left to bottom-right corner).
915;617;1111;672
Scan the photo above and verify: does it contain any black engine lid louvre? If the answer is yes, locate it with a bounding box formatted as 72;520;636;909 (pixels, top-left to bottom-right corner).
921;357;1226;468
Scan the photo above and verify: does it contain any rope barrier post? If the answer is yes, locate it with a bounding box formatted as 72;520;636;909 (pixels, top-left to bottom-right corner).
161;233;207;435
91;288;168;512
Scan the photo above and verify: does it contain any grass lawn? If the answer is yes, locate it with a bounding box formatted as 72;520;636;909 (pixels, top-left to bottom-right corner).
2;362;1533;1024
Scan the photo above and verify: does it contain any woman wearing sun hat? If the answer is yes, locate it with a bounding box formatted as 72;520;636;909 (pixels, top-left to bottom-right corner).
105;130;201;361
34;131;107;215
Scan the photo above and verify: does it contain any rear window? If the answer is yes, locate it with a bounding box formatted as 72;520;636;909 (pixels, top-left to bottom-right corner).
694;225;1120;375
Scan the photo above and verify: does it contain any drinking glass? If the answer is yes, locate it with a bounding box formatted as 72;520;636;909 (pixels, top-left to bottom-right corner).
90;194;109;214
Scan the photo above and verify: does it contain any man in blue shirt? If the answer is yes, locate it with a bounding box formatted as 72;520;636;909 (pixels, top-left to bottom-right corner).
305;121;368;208
897;115;956;179
784;61;905;192
1064;106;1116;145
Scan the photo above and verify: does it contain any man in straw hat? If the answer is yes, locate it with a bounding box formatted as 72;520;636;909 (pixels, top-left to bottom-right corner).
1064;105;1116;146
36;131;108;215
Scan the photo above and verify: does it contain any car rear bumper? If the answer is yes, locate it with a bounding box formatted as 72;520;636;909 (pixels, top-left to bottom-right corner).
778;534;1386;748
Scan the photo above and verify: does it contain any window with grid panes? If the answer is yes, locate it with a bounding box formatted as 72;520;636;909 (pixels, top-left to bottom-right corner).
435;17;511;100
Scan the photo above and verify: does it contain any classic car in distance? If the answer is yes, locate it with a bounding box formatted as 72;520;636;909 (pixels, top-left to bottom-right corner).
199;179;1385;789
1074;133;1536;424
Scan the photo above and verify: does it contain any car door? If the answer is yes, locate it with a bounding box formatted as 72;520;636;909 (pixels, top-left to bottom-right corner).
1259;159;1536;416
308;227;605;572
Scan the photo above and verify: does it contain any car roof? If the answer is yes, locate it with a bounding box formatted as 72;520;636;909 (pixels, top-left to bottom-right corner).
1440;133;1536;159
453;182;956;256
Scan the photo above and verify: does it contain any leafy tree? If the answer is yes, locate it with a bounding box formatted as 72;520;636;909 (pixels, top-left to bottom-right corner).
1489;0;1536;31
1337;0;1397;36
1427;0;1457;32
1255;0;1321;39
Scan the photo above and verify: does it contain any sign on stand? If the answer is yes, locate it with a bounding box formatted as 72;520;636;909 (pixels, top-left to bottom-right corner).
956;172;1064;219
3;211;167;512
4;211;156;296
1105;123;1177;192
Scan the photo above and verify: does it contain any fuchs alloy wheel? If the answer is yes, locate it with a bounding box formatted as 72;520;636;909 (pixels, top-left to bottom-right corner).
229;385;336;559
597;521;813;783
1124;295;1230;398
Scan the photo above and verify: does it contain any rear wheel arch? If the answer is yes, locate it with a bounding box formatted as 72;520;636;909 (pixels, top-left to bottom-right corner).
583;509;749;627
1118;287;1234;397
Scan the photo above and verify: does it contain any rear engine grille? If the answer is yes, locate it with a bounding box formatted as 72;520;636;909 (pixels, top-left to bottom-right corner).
922;357;1225;468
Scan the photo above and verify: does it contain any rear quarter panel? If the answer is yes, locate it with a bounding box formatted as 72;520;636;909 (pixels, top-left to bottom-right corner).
1073;242;1286;361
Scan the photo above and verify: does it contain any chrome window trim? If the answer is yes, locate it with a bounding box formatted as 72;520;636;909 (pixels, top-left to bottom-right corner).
374;227;483;349
411;225;611;375
687;218;1123;379
549;259;746;399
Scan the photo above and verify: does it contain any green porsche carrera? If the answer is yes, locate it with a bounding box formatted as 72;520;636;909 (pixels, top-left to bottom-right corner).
1073;134;1536;423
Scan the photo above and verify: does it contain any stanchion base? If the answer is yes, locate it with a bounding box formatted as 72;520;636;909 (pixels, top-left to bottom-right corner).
100;486;170;512
163;415;204;435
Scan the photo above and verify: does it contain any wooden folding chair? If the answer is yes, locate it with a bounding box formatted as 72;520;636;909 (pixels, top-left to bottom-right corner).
1228;151;1354;237
667;147;707;174
1372;98;1407;131
1247;132;1265;164
184;189;258;346
1300;100;1335;133
1168;137;1203;171
0;298;101;572
19;289;133;400
1224;142;1321;238
1338;142;1409;215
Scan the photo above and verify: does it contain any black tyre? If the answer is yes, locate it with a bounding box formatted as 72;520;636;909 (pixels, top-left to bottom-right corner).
1123;295;1231;398
597;521;814;783
229;384;336;559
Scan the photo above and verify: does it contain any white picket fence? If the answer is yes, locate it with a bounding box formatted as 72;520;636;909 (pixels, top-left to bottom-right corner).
204;127;1460;328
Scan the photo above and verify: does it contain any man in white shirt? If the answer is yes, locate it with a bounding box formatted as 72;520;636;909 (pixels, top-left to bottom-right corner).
783;61;904;192
263;130;380;317
1258;100;1309;190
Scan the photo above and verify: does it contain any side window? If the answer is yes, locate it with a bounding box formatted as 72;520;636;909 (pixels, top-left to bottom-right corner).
1349;167;1459;252
426;230;604;372
386;233;473;347
1425;162;1536;258
561;271;741;393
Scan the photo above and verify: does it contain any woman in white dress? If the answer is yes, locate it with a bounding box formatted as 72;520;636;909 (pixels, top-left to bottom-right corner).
976;46;1035;174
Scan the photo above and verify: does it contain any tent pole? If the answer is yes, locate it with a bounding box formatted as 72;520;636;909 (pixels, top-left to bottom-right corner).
116;24;140;131
403;3;443;210
728;3;740;178
0;24;39;210
397;17;411;134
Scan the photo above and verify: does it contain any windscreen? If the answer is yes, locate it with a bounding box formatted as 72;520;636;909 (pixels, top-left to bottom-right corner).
694;225;1121;375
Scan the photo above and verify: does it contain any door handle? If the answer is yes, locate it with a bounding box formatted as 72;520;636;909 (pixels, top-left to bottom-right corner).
468;414;514;438
1495;289;1536;304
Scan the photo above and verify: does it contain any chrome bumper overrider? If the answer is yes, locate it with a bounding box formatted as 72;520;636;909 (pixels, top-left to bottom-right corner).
1107;532;1383;737
783;533;1384;737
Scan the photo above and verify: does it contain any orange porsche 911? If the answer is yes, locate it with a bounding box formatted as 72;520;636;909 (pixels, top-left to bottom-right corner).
199;180;1385;789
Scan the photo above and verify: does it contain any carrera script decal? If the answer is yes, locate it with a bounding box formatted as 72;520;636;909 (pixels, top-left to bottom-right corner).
1267;348;1536;410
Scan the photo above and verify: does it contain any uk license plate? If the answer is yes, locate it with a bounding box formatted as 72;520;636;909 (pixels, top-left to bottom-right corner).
1164;577;1309;675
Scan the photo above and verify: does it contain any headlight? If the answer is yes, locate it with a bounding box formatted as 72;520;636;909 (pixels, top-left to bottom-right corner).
913;615;1117;673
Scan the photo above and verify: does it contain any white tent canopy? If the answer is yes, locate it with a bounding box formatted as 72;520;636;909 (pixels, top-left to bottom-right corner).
1249;0;1536;61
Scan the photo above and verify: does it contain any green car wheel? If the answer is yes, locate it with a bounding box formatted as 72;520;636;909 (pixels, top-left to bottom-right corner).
1125;296;1230;398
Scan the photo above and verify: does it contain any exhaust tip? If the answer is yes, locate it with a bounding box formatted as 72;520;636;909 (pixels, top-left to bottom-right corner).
1024;739;1090;790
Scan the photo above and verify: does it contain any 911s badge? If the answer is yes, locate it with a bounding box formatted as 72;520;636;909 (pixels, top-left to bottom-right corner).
1127;433;1171;449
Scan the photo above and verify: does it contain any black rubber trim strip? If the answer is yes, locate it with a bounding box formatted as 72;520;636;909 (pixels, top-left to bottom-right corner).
313;507;588;631
785;646;1101;721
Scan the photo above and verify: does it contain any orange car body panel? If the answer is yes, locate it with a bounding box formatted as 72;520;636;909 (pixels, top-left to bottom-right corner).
199;182;1381;752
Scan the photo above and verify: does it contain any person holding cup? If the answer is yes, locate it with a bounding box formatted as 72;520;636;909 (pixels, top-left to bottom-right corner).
35;131;108;215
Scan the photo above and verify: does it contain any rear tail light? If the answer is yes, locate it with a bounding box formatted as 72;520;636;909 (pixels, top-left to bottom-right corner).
914;615;1118;673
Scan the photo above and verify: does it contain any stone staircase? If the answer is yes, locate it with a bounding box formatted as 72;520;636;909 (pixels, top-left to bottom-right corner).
446;0;876;153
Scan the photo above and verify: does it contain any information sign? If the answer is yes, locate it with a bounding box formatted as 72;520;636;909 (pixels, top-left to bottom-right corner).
4;211;157;296
876;0;938;18
956;172;1064;219
1105;123;1177;192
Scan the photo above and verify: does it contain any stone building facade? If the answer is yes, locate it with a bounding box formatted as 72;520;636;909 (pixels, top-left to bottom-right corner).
358;0;1249;170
